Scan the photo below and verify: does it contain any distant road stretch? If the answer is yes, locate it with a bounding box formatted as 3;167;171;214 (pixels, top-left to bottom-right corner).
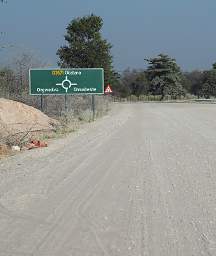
1;103;216;256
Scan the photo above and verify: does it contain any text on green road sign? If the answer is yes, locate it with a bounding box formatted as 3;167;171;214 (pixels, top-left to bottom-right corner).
29;68;104;95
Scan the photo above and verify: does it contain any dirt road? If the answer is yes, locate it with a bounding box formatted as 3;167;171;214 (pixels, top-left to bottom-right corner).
1;103;216;256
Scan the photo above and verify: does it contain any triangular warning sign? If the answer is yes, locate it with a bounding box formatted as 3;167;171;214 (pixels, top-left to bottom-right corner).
105;84;113;93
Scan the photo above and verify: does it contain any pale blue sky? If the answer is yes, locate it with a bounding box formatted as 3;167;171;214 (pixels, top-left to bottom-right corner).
0;0;216;71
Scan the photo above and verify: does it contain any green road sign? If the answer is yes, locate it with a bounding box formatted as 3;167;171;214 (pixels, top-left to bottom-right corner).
29;68;104;95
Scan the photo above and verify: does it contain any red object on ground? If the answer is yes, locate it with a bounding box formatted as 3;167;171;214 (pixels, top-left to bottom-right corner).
26;140;48;150
31;140;48;147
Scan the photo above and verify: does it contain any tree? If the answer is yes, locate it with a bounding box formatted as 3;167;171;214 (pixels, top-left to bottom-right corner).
0;67;15;97
200;65;216;98
57;14;116;86
183;70;204;97
14;53;35;92
181;73;192;93
133;72;150;96
145;54;184;99
120;69;150;97
111;78;130;98
201;82;212;98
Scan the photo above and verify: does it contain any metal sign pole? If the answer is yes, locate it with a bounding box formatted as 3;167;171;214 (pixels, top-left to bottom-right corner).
92;95;95;120
65;94;68;112
40;95;44;112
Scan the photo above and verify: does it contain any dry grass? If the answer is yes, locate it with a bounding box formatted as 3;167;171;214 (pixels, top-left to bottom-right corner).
0;95;112;159
0;144;11;158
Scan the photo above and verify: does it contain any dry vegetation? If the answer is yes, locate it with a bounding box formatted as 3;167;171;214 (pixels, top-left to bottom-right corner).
0;95;112;158
0;144;11;158
0;53;112;158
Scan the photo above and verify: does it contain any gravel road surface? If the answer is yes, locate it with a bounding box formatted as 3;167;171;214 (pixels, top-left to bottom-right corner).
1;103;216;256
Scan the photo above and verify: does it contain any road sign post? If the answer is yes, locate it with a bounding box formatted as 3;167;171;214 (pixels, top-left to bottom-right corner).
40;95;44;112
92;95;96;120
29;68;104;95
65;94;68;112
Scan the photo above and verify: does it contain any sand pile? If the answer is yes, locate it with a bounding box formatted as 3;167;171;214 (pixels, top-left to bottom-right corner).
0;98;59;145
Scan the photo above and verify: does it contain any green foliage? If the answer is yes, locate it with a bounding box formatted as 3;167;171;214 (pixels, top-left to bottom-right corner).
200;69;216;98
180;73;192;93
128;95;138;101
132;72;150;96
57;14;116;86
111;78;130;98
183;71;204;96
184;65;216;99
201;82;211;98
145;54;184;99
118;57;216;100
119;69;150;97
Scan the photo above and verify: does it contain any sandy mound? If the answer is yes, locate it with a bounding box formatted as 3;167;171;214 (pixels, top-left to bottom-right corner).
0;98;59;144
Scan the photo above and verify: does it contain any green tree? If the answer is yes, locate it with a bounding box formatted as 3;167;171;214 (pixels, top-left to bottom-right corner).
181;73;192;93
111;78;130;98
134;72;150;96
200;65;216;98
183;71;204;97
201;82;212;98
57;14;116;86
120;69;150;97
145;54;184;99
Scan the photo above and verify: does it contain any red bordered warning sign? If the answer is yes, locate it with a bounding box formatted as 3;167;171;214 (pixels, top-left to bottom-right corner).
105;84;113;93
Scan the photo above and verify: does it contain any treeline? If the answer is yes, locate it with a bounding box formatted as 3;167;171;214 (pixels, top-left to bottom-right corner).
113;54;216;100
55;14;216;100
0;53;45;98
1;14;216;101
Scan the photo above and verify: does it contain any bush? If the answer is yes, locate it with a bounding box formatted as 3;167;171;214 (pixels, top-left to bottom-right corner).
185;93;198;100
57;111;79;133
128;95;138;101
78;109;93;122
